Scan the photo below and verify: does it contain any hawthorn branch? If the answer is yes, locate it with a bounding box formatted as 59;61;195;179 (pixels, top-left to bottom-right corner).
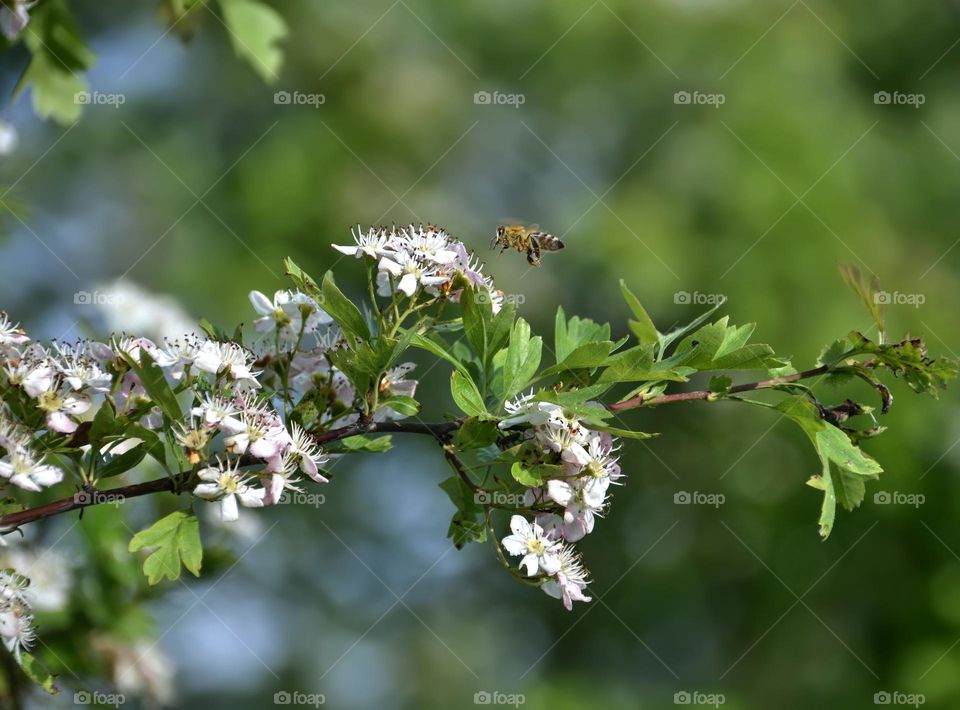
607;365;830;411
0;418;465;531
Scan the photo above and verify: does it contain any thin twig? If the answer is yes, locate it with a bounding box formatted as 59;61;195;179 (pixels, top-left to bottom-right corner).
607;365;830;411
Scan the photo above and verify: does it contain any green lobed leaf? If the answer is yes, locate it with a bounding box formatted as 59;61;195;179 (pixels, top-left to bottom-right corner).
585;423;658;440
128;511;203;584
219;0;288;82
675;318;788;371
377;395;420;418
19;652;58;695
438;476;486;548
776;396;882;538
15;1;95;124
409;332;472;379
619;280;659;346
545;340;615;375
599;344;693;383
16;51;87;124
327;434;393;453
839;264;885;336
499;318;542;401
453;417;499;449
319;271;371;345
450;371;487;417
510;461;563;487
121;349;182;422
554;306;612;362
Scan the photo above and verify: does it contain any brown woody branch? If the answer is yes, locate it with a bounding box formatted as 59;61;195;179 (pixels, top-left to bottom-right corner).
0;418;463;531
0;365;839;530
607;365;830;411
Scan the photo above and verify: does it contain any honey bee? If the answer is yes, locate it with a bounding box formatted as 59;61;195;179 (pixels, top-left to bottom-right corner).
492;224;564;267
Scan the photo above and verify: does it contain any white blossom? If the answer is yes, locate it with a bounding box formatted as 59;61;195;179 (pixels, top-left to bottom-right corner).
0;0;35;41
501;515;561;576
52;342;111;392
376;251;449;298
193;459;265;522
0;313;28;352
249;290;331;345
332;225;397;259
541;544;592;610
0;571;33;661
288;423;329;483
0;449;63;492
499;392;562;429
36;388;92;434
193;341;260;385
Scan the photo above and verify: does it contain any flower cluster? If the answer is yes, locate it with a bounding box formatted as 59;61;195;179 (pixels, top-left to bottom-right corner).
499;393;624;610
186;395;330;521
334;224;504;311
249;289;332;350
0;570;35;661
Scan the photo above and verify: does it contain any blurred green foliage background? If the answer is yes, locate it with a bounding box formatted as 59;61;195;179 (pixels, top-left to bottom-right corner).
4;0;960;708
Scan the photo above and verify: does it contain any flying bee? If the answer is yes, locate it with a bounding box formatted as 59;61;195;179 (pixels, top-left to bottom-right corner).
492;224;564;267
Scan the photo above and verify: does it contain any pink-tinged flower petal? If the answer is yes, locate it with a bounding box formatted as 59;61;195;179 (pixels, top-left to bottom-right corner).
539;552;561;576
23;367;54;398
263;474;285;505
46;412;77;434
63;394;91;415
10;474;41;492
378;256;402;276
237;487;265;508
306;469;329;484
31;464;63;487
248;290;274;316
253;316;276;333
546;480;573;506
220;494;240;522
519;553;539;576
501;535;526;557
249;437;280;460
542;579;562;601
509;515;529;537
193;483;222;500
397;273;418;297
